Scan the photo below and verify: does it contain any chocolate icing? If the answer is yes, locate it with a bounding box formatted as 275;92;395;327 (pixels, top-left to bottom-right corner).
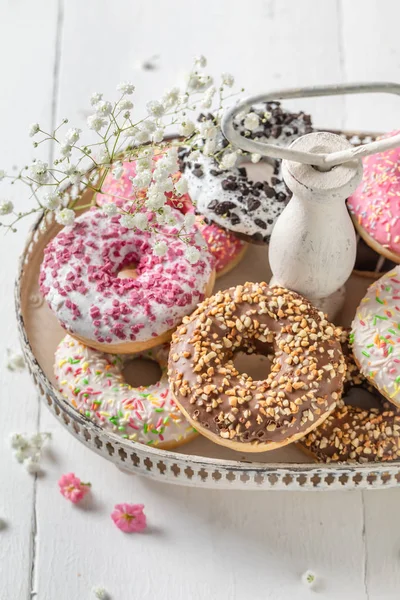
168;283;345;448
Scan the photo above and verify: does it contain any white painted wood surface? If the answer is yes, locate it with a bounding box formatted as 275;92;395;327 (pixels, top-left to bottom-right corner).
2;1;400;598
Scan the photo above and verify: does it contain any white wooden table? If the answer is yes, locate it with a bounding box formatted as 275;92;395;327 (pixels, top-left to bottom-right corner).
1;1;400;598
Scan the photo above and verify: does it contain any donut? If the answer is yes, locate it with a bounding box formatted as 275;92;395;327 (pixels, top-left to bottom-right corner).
298;401;400;463
168;282;345;452
233;100;313;147
347;130;400;266
96;159;247;277
39;207;215;353
299;329;400;463
54;335;197;449
179;148;290;245
351;267;400;408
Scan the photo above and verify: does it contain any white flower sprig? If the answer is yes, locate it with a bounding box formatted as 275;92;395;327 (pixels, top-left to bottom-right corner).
10;432;51;474
0;58;243;256
6;349;26;372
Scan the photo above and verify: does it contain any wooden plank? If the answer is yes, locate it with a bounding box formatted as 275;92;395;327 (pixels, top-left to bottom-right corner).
31;1;370;598
0;1;58;599
341;2;400;597
341;0;400;132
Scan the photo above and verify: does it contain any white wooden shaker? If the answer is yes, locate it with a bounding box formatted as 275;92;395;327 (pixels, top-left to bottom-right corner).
269;131;363;319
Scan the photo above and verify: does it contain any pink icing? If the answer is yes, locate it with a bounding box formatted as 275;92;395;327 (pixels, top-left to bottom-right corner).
39;207;214;345
348;130;400;256
96;160;246;273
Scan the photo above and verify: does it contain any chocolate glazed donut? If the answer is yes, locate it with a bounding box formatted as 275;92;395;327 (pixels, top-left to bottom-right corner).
168;283;345;452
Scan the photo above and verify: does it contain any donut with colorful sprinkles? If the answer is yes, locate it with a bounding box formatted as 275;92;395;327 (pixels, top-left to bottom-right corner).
54;335;197;449
347;130;400;265
39;207;215;353
351;267;400;408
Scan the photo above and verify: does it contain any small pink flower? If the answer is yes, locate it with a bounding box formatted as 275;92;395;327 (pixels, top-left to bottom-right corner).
58;472;90;504
111;503;147;533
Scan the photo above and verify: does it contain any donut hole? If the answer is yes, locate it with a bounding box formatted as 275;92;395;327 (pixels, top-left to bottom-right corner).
345;387;382;410
117;262;138;280
122;358;162;387
233;351;272;381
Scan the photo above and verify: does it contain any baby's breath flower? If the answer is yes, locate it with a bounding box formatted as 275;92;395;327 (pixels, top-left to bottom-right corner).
146;188;166;210
29;123;40;137
302;570;317;589
90;92;103;106
92;587;110;600
201;86;216;109
131;170;152;189
185;246;201;264
42;192;61;211
117;82;135;95
174;177;188;196
25;457;41;475
87;114;107;132
55;208;75;226
0;170;6;180
65;165;83;184
222;73;235;87
134;129;151;144
0;200;13;215
179;120;196;137
162;87;180;108
188;150;200;161
10;433;29;450
146;101;165;118
153;240;168;257
102;203;118;216
187;72;213;93
203;139;217;156
64;128;81;144
117;99;134;111
60;144;72;158
152;128;165;143
194;55;207;68
120;214;137;229
220;151;238;170
184;212;196;229
95;100;113;117
244;113;260;131
156;205;177;227
142;120;157;133
130;212;148;230
112;162;124;180
251;153;261;164
29;160;49;184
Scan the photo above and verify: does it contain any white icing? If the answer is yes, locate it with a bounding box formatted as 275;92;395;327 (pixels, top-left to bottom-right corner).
40;207;214;345
351;267;400;404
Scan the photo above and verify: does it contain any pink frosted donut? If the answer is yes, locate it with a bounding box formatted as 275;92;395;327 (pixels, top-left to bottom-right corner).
96;160;247;277
348;130;400;263
39;207;215;353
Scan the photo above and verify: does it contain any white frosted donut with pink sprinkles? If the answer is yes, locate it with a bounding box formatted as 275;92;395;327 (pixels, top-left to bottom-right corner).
39;207;215;353
54;335;197;449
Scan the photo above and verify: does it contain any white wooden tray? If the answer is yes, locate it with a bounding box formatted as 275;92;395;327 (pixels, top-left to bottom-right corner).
15;130;400;491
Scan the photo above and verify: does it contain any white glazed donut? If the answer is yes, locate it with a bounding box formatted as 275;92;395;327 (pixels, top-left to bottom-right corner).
39;207;215;353
179;104;312;244
179;152;289;244
54;335;197;449
351;267;400;408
